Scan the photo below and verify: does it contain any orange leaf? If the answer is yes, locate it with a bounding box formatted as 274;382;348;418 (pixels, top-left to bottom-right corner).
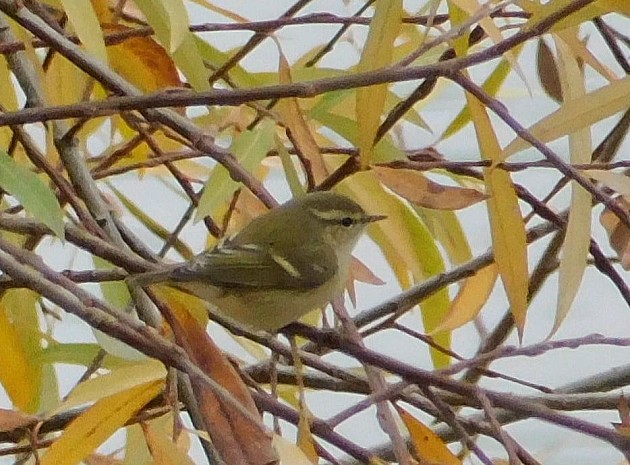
374;166;487;210
103;24;183;93
164;296;277;465
0;408;37;432
277;47;328;184
399;408;462;465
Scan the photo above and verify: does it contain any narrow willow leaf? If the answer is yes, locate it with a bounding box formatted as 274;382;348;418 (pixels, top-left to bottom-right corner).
0;150;64;238
339;170;451;368
132;0;188;53
503;74;630;158
356;0;403;167
277;45;328;183
133;0;209;90
466;92;528;339
53;360;166;415
274;135;304;197
399;407;462;465
550;33;592;338
586;170;630;196
41;381;163;465
432;264;498;333
59;0;107;62
143;423;196;465
195;119;276;222
0;304;35;411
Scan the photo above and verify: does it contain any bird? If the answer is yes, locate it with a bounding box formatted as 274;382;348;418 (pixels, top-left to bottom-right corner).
129;191;385;331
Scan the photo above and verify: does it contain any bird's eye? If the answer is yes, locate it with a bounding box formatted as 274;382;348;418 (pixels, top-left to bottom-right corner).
341;217;353;227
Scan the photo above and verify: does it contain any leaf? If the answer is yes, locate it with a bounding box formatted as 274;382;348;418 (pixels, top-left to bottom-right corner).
339;170;451;368
41;380;164;465
586;170;630;196
53;360;166;414
0;303;37;412
502;74;630;158
59;0;107;62
399;407;462;465
0;150;64;238
297;408;318;464
600;196;630;270
1;289;43;413
465;92;529;339
276;45;328;184
356;0;403;167
537;38;563;102
107;185;193;259
275;134;305;197
143;423;196;465
374;166;487;210
273;435;316;465
103;24;182;94
195;119;276;222
129;0;209;90
0;408;37;432
416;208;472;265
549;32;592;338
132;0;188;53
432;263;498;333
165;295;277;465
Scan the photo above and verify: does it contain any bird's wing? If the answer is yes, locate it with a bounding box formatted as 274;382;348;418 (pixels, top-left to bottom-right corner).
168;242;338;290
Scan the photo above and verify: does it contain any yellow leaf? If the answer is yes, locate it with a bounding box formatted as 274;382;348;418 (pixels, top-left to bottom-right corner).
143;423;195;465
41;380;164;465
450;0;528;90
416;208;472;265
339;170;451;367
0;303;36;411
54;360;166;415
586;170;630;196
432;264;498;333
502;74;630;158
297;408;318;464
273;435;317;465
60;0;107;62
356;0;403;167
550;32;592;337
45;54;91;106
399;407;462;465
466;92;529;338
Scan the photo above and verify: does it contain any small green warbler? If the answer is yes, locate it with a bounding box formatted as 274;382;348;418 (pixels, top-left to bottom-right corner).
131;191;385;331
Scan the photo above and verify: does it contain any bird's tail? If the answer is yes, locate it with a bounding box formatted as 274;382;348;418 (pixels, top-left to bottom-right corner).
126;266;177;286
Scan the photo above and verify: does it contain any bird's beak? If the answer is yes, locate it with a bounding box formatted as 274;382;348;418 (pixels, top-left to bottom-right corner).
364;214;387;223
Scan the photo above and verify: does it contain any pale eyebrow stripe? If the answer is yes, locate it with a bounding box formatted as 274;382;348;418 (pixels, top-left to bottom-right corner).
308;208;362;221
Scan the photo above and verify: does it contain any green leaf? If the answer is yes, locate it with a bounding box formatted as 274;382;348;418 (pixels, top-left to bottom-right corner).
0;150;64;238
196;119;276;222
